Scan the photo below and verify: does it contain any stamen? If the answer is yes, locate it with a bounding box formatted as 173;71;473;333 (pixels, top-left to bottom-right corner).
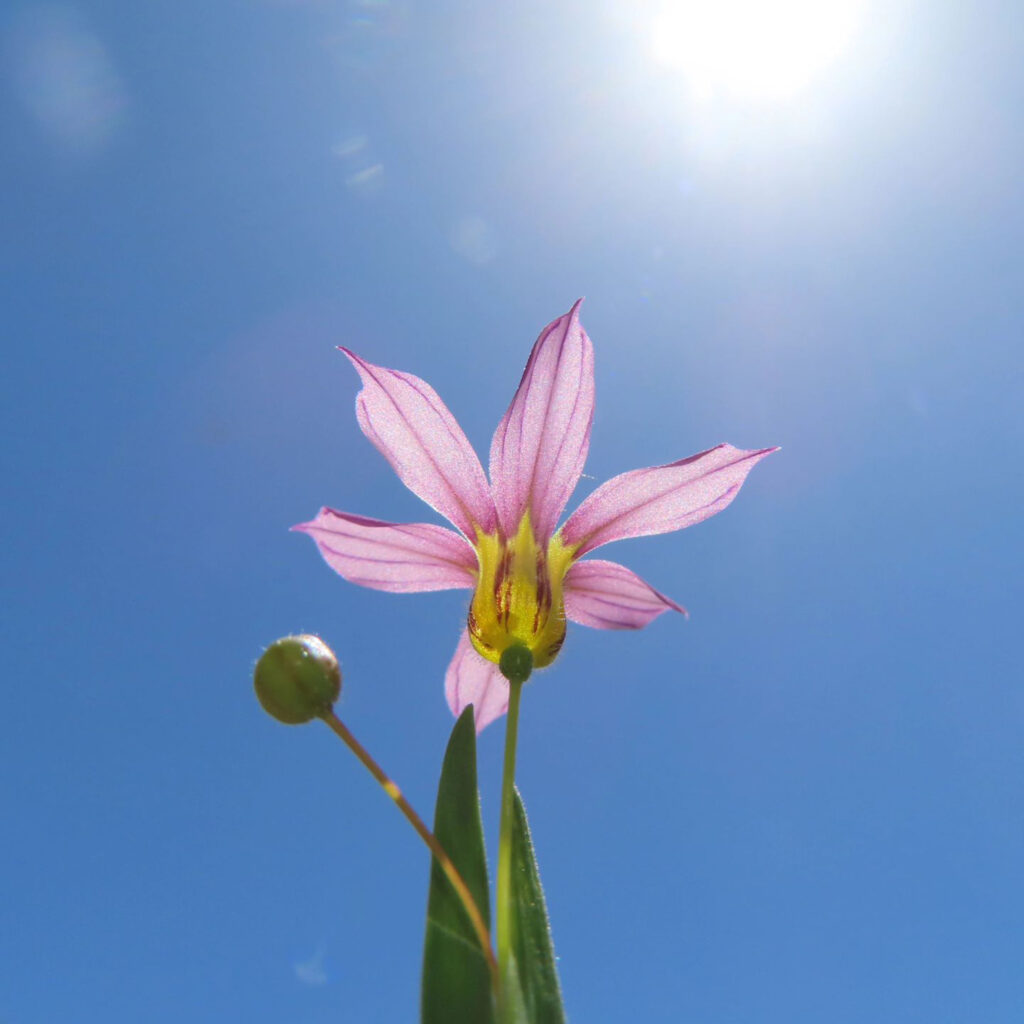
468;514;570;669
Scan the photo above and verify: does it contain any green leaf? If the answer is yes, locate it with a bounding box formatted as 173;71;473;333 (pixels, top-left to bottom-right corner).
502;953;530;1024
508;787;566;1024
421;708;495;1024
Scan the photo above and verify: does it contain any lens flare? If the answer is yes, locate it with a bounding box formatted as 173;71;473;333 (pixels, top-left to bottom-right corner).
650;0;863;101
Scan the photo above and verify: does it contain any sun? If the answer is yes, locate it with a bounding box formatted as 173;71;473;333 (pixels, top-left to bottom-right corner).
650;0;863;102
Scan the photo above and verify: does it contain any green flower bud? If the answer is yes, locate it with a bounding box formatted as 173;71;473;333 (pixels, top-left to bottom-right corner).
499;643;533;685
254;635;341;724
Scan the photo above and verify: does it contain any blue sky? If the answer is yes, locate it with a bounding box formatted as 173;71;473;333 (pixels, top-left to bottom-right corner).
2;1;1022;1021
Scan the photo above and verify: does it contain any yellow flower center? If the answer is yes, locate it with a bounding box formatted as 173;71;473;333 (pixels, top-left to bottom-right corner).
468;514;575;669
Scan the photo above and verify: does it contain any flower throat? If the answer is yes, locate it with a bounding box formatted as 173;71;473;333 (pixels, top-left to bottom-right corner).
468;514;574;669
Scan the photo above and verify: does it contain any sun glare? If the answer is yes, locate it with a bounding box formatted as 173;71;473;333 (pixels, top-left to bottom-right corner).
650;0;863;102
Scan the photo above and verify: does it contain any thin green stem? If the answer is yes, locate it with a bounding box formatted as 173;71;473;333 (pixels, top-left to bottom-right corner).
319;709;499;995
495;676;525;1006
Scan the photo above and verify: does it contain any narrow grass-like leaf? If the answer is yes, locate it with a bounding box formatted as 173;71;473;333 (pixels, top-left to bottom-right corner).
502;952;530;1024
421;707;495;1024
509;787;566;1024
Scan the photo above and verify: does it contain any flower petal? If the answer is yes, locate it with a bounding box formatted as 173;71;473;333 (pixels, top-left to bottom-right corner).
342;349;497;538
489;300;595;541
564;558;686;630
445;630;509;733
561;444;779;556
293;508;477;593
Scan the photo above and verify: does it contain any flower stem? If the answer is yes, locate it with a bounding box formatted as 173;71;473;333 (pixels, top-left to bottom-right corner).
495;676;525;1008
319;709;499;994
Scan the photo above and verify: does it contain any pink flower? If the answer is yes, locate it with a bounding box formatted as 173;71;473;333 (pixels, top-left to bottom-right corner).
295;302;776;731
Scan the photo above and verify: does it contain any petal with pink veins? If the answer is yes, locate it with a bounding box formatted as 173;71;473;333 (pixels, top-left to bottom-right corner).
489;300;594;541
561;444;778;557
293;508;477;593
564;558;686;630
342;349;497;538
445;630;509;733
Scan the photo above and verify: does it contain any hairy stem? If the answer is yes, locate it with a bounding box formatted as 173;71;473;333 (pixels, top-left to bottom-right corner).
495;677;525;1013
320;709;499;993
